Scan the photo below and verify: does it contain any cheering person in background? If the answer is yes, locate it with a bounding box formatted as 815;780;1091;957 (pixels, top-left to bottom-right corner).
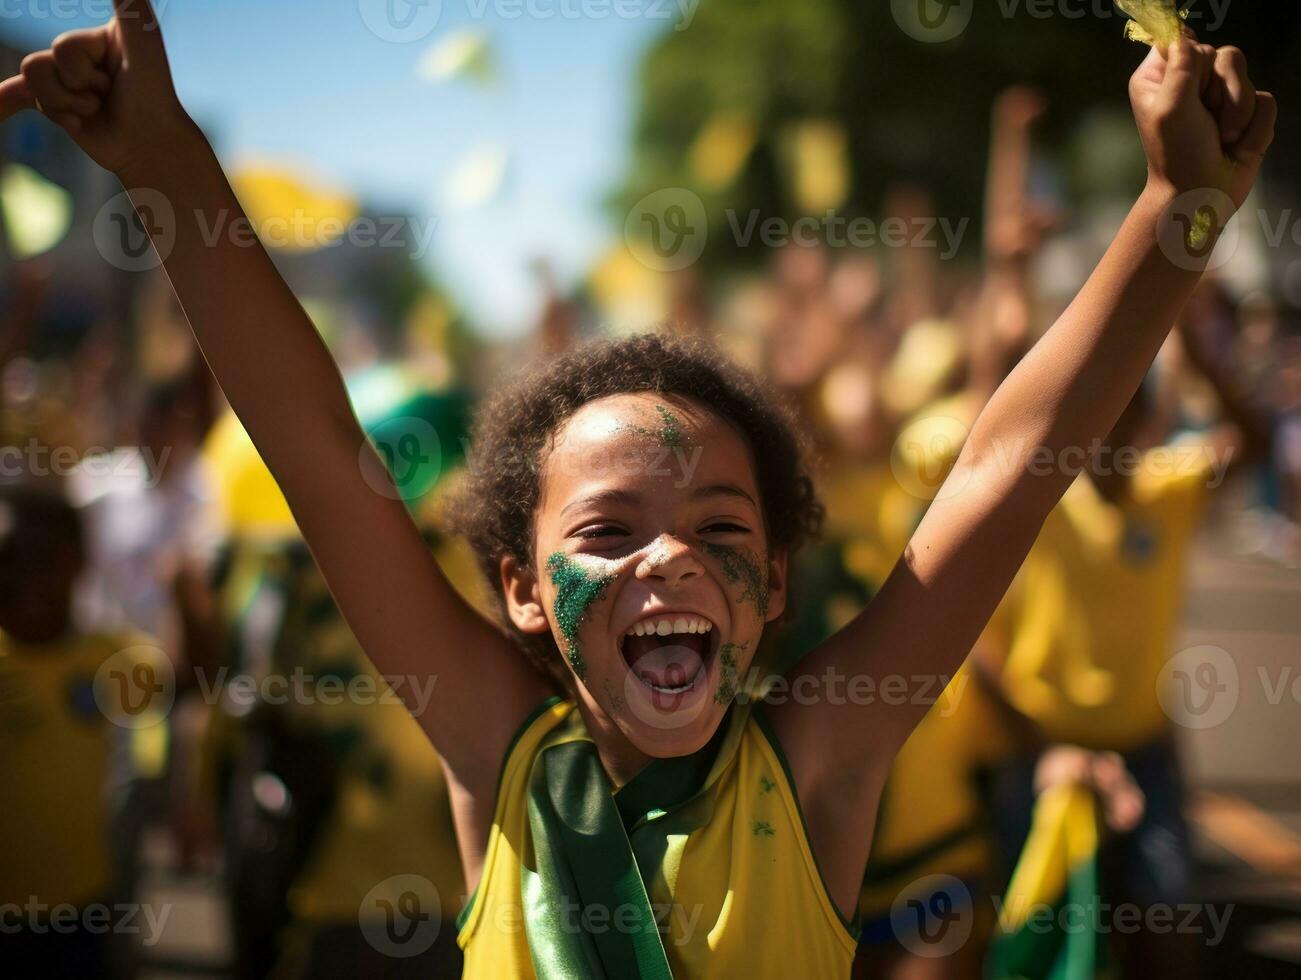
0;4;1276;978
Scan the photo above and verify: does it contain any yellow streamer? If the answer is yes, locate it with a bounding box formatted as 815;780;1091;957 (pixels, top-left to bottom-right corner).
1116;0;1186;52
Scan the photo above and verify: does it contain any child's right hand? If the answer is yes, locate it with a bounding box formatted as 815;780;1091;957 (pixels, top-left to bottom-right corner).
1129;35;1277;212
0;0;191;179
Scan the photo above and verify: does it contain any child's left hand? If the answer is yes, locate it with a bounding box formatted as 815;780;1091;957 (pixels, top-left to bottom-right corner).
1129;35;1277;211
1035;746;1146;833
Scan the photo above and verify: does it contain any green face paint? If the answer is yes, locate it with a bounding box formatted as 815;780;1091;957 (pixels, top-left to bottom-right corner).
714;641;746;705
703;543;770;618
618;402;684;449
653;404;683;447
603;679;627;714
545;551;615;682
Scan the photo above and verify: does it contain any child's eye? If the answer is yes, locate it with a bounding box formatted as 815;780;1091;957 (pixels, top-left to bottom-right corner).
701;522;749;535
575;525;628;540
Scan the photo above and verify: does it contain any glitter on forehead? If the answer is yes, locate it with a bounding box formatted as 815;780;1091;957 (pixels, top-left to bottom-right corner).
613;401;688;450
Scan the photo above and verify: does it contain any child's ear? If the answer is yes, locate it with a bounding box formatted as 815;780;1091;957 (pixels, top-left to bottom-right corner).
764;547;788;624
500;555;550;635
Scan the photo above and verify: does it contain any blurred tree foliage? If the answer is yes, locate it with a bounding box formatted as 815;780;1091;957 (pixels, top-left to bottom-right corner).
617;0;1301;270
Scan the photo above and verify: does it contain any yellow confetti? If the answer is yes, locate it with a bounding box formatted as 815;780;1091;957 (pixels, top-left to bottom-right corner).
0;164;73;259
1187;205;1214;252
1117;0;1186;52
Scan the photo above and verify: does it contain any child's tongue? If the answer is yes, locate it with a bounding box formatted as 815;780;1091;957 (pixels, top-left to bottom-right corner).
623;634;706;689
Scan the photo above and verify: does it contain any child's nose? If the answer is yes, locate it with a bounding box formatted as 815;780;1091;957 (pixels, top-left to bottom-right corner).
636;538;703;587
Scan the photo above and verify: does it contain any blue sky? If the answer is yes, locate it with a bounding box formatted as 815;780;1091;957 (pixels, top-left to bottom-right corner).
1;0;679;337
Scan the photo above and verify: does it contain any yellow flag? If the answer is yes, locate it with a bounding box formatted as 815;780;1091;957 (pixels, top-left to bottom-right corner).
230;165;359;253
1116;0;1186;51
780;120;850;214
688;114;758;191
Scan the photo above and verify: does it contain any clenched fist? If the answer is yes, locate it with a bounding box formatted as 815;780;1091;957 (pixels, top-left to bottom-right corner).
0;0;192;178
1129;34;1277;212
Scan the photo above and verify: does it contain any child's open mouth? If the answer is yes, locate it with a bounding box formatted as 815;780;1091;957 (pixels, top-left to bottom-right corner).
620;614;718;698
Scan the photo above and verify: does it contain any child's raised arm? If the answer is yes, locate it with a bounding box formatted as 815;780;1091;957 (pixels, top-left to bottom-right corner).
769;36;1276;902
0;1;551;791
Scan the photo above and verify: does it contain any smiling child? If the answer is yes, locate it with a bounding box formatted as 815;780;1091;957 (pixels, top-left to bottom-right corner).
0;2;1277;976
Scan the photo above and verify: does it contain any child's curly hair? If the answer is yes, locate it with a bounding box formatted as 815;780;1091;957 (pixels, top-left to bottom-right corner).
447;332;824;678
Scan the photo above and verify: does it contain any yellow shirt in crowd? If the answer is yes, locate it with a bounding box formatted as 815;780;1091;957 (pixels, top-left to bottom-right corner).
998;442;1217;750
0;630;160;907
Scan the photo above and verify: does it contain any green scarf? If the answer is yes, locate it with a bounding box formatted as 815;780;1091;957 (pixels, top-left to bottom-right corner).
521;703;750;980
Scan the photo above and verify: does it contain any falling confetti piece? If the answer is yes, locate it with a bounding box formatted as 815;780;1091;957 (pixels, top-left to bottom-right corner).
441;144;510;212
0;164;73;259
418;29;497;85
1116;0;1186;52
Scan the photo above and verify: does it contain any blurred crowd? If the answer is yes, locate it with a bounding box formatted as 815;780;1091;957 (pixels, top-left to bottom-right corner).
2;82;1300;980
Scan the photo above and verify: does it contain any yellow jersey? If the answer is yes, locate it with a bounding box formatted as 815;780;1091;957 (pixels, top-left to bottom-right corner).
458;698;859;979
0;630;152;906
998;443;1215;749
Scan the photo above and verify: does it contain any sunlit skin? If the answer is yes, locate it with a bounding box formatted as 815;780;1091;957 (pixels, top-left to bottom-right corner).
501;393;786;785
0;0;1275;926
